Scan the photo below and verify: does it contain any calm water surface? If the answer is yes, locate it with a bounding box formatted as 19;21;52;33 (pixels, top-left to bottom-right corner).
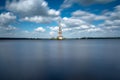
0;39;120;80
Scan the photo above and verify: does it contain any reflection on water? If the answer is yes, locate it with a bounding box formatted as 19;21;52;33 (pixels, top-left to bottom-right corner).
0;40;120;80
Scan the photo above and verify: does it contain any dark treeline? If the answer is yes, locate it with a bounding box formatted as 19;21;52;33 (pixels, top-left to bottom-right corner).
0;38;49;40
0;37;120;40
80;37;120;39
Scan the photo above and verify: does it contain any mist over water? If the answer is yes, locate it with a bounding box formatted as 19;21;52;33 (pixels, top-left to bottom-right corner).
0;39;120;80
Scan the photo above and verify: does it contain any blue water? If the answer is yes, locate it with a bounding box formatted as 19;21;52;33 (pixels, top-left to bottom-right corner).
0;39;120;80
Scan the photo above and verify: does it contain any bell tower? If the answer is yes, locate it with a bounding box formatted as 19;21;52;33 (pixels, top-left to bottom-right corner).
57;20;63;40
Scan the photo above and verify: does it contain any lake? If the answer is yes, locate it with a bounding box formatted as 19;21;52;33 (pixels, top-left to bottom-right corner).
0;39;120;80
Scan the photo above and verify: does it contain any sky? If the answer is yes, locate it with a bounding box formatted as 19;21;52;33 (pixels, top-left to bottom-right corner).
0;0;120;38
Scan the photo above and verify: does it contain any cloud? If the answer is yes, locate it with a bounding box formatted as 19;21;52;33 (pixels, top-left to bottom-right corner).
6;0;48;17
49;26;59;31
65;5;120;37
0;25;17;37
104;5;120;20
6;0;60;24
72;10;106;22
0;12;17;33
48;9;60;17
61;5;120;37
62;17;95;28
99;5;120;32
87;28;103;32
34;27;46;32
0;12;16;26
6;0;60;17
60;0;73;10
20;16;59;24
61;0;115;9
49;31;55;37
48;26;59;37
21;16;52;24
66;5;120;37
0;25;16;32
5;25;16;31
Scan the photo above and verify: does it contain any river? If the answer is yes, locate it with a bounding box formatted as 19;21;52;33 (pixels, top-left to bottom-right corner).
0;39;120;80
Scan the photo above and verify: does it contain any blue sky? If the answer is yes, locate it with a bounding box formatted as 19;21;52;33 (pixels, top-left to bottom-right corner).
0;0;120;38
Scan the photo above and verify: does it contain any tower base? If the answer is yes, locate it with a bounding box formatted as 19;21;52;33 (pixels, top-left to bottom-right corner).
57;36;63;40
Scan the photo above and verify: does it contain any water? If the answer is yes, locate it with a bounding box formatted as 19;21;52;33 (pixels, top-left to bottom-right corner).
0;39;120;80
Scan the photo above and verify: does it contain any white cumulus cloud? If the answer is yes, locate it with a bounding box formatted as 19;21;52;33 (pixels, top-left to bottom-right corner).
0;12;17;33
34;27;46;32
21;16;53;24
6;0;60;17
0;12;16;26
6;0;60;23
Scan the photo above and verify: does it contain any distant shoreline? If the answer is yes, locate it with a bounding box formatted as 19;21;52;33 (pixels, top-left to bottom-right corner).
0;37;120;40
